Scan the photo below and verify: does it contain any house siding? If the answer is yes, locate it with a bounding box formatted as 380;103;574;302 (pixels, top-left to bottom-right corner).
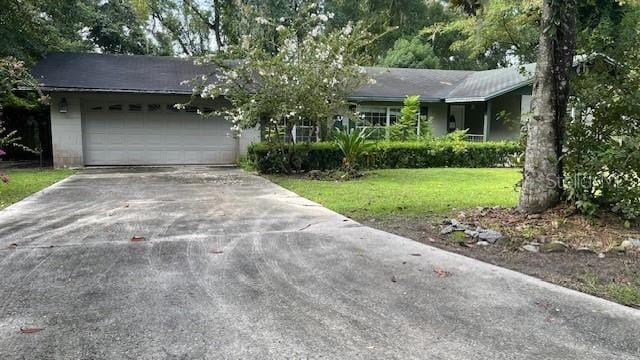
428;102;448;137
489;92;524;141
51;93;84;167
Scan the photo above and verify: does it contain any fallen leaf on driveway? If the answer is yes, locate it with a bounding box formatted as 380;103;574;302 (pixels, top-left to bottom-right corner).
130;236;145;242
410;253;422;256
8;243;18;249
433;267;451;278
391;275;397;283
210;250;224;254
19;327;43;334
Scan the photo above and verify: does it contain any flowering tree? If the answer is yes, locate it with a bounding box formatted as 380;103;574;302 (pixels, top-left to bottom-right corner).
190;3;378;171
0;57;42;183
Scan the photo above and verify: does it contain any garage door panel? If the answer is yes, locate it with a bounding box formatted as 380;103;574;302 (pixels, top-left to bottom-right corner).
83;109;236;165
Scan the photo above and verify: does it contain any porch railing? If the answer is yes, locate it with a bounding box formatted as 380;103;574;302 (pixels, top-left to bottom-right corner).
466;134;485;142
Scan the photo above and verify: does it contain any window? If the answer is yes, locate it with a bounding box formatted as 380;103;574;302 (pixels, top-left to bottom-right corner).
87;102;103;112
293;119;317;143
356;106;389;140
388;107;401;124
108;104;123;111
128;104;142;112
148;104;162;112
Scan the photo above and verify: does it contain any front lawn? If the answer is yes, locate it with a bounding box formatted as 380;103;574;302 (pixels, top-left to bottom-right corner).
270;168;521;218
0;169;74;209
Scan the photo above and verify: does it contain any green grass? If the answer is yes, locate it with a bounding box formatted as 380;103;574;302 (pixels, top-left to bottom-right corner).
0;169;74;209
270;168;521;218
580;272;640;307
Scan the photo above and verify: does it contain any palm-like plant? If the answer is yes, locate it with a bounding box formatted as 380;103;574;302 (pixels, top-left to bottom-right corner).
334;127;374;177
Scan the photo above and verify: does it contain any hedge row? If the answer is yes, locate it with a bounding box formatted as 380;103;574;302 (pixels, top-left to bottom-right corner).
247;141;522;173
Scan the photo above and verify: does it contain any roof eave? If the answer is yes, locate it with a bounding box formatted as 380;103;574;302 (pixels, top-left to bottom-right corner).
36;86;193;95
349;96;443;103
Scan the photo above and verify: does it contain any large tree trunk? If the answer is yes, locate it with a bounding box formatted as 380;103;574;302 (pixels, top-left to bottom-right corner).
518;0;577;214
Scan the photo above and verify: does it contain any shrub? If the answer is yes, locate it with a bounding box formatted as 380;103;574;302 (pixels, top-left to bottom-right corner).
248;140;522;173
248;142;343;173
389;95;420;141
565;55;640;221
565;135;640;220
334;127;374;176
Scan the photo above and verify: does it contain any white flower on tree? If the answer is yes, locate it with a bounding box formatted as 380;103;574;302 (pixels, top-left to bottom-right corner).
188;4;374;145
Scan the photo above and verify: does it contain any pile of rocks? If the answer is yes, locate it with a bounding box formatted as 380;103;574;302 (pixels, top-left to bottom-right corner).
440;219;503;246
440;219;640;257
520;240;569;254
613;238;640;253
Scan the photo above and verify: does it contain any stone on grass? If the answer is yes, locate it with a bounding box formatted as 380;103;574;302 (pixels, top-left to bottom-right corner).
478;229;502;244
307;170;322;179
465;229;479;238
540;241;568;253
522;244;540;253
441;219;467;235
627;238;640;248
476;241;490;246
576;247;594;254
440;225;455;235
613;239;639;253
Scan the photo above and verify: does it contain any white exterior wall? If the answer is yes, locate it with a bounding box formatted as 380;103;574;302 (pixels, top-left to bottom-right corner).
239;127;261;157
50;93;84;167
488;93;523;141
428;102;449;137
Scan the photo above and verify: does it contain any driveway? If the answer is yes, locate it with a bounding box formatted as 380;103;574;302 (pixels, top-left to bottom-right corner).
0;167;638;359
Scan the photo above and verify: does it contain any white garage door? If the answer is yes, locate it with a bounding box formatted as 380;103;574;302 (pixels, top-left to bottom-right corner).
83;102;237;165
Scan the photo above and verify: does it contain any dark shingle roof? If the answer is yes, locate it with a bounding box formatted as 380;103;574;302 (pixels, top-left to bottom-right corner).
444;63;536;102
357;64;535;103
31;52;215;94
32;52;535;101
353;67;475;102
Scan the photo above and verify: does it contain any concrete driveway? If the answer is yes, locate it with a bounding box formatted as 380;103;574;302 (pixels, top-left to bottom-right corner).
0;167;638;359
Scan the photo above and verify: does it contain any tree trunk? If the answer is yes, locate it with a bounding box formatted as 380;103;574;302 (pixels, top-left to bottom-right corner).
212;0;224;49
518;0;577;214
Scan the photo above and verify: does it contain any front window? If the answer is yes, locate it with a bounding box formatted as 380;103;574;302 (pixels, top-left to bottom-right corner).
357;106;388;139
389;107;401;125
356;106;402;140
293;119;317;143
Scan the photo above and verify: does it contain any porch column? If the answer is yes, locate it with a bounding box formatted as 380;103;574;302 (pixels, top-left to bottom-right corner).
385;106;391;139
483;100;492;142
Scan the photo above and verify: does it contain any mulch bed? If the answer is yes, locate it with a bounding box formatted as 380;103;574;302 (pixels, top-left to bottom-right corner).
361;205;640;308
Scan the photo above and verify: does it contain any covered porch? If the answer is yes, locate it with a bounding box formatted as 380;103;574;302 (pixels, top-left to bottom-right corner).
350;90;528;142
443;87;532;142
